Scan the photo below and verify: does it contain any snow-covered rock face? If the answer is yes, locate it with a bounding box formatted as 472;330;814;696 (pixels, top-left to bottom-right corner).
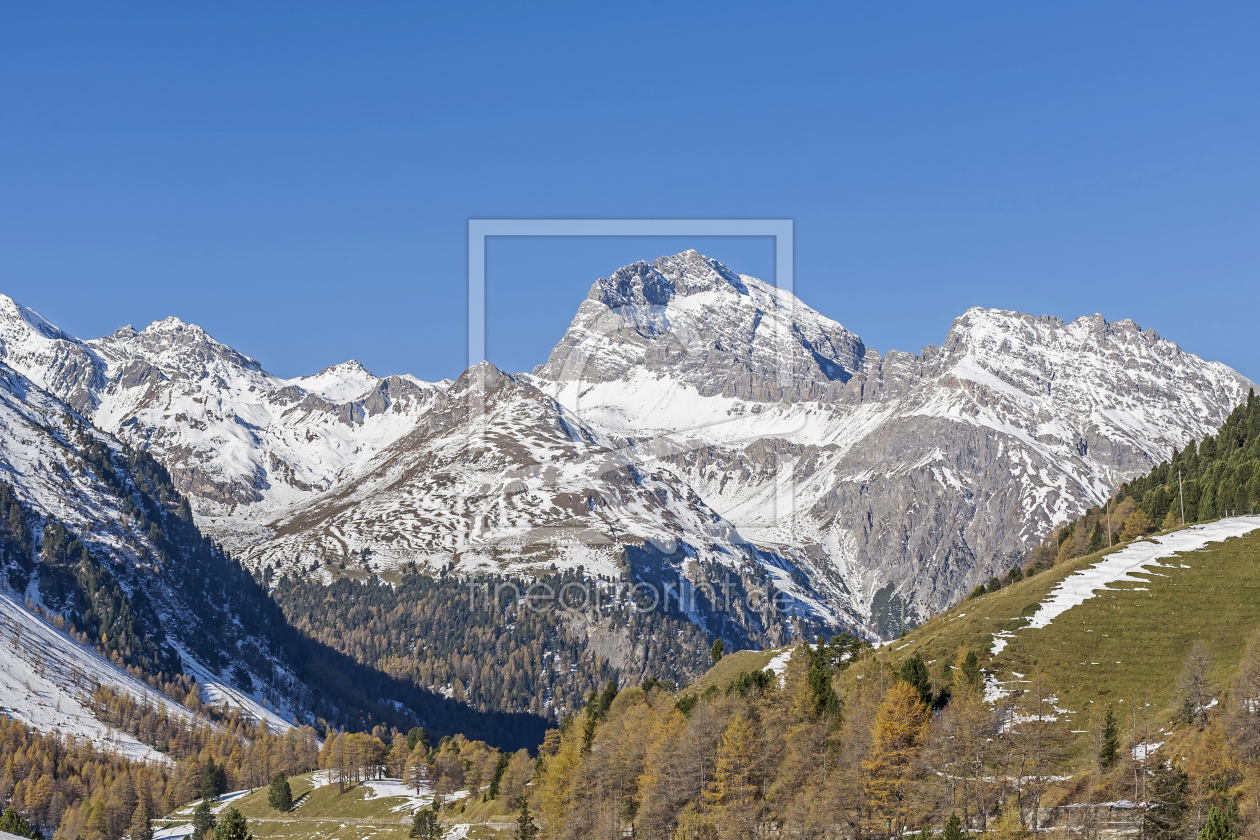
0;255;1253;639
0;360;306;727
529;256;1256;634
535;250;871;403
238;362;832;646
0;296;445;547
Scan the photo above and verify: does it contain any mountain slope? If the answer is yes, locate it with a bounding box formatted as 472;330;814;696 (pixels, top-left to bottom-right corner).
0;358;549;749
0;296;444;548
2;256;1252;640
240;362;835;648
884;514;1260;728
531;251;1256;632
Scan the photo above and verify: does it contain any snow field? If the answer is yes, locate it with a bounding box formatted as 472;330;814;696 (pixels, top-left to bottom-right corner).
0;588;195;762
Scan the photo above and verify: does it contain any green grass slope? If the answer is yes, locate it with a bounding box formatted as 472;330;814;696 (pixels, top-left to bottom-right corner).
683;521;1260;743
887;521;1260;722
675;648;783;697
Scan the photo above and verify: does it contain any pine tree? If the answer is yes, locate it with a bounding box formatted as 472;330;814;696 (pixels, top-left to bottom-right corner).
1146;762;1189;840
408;807;446;840
406;727;429;752
596;680;618;715
1087;520;1105;553
960;649;982;694
213;808;251;840
267;773;292;812
487;752;509;800
1100;706;1120;769
201;758;226;800
515;796;539;840
0;807;41;840
807;647;843;723
129;802;153;840
711;639;724;664
899;653;933;706
1198;804;1237;840
941;812;964;840
580;705;598;754
191;800;216;840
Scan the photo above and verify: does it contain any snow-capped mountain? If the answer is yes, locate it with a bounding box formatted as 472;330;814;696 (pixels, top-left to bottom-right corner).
530;251;1255;632
0;355;307;723
238;362;828;647
1;251;1252;638
0;349;551;747
0;295;444;548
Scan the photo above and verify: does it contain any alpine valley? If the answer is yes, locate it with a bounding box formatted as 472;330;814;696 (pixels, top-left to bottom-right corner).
0;249;1258;840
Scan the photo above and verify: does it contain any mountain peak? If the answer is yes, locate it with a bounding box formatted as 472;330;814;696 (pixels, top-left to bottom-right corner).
0;294;74;342
142;315;199;334
586;250;749;311
288;359;380;403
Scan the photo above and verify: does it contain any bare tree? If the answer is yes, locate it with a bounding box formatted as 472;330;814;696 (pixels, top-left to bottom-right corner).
1010;674;1071;832
1228;629;1260;763
1176;641;1214;726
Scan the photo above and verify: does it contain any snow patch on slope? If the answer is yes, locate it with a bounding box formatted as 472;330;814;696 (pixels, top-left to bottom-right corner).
1022;516;1260;632
0;588;194;762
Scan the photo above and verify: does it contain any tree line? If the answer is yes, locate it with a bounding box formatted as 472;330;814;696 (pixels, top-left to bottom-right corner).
522;631;1260;840
276;568;715;723
1026;389;1260;573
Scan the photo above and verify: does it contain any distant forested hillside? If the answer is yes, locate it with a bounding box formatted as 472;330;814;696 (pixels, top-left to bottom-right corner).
275;569;716;722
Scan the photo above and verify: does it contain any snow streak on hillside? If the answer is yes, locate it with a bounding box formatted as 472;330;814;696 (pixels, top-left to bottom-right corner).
1025;515;1260;631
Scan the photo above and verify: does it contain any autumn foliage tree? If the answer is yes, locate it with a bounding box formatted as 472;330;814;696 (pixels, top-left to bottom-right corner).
863;680;932;836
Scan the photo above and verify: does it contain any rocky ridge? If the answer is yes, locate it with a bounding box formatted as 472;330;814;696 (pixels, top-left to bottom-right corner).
1;254;1252;637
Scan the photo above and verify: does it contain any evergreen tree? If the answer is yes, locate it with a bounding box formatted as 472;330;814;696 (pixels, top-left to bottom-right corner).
960;650;982;694
1146;762;1189;840
1198;804;1237;840
515;796;539;840
130;802;154;840
710;638;725;664
596;680;619;716
580;704;598;754
1087;520;1105;553
806;646;843;724
1100;706;1120;769
191;800;216;840
202;757;226;800
0;807;42;840
488;752;510;800
408;807;446;840
899;653;933;706
267;773;293;812
941;812;964;840
213;807;252;840
405;727;429;752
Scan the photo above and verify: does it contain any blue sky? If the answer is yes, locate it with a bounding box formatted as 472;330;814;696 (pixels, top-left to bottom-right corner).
1;3;1257;382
